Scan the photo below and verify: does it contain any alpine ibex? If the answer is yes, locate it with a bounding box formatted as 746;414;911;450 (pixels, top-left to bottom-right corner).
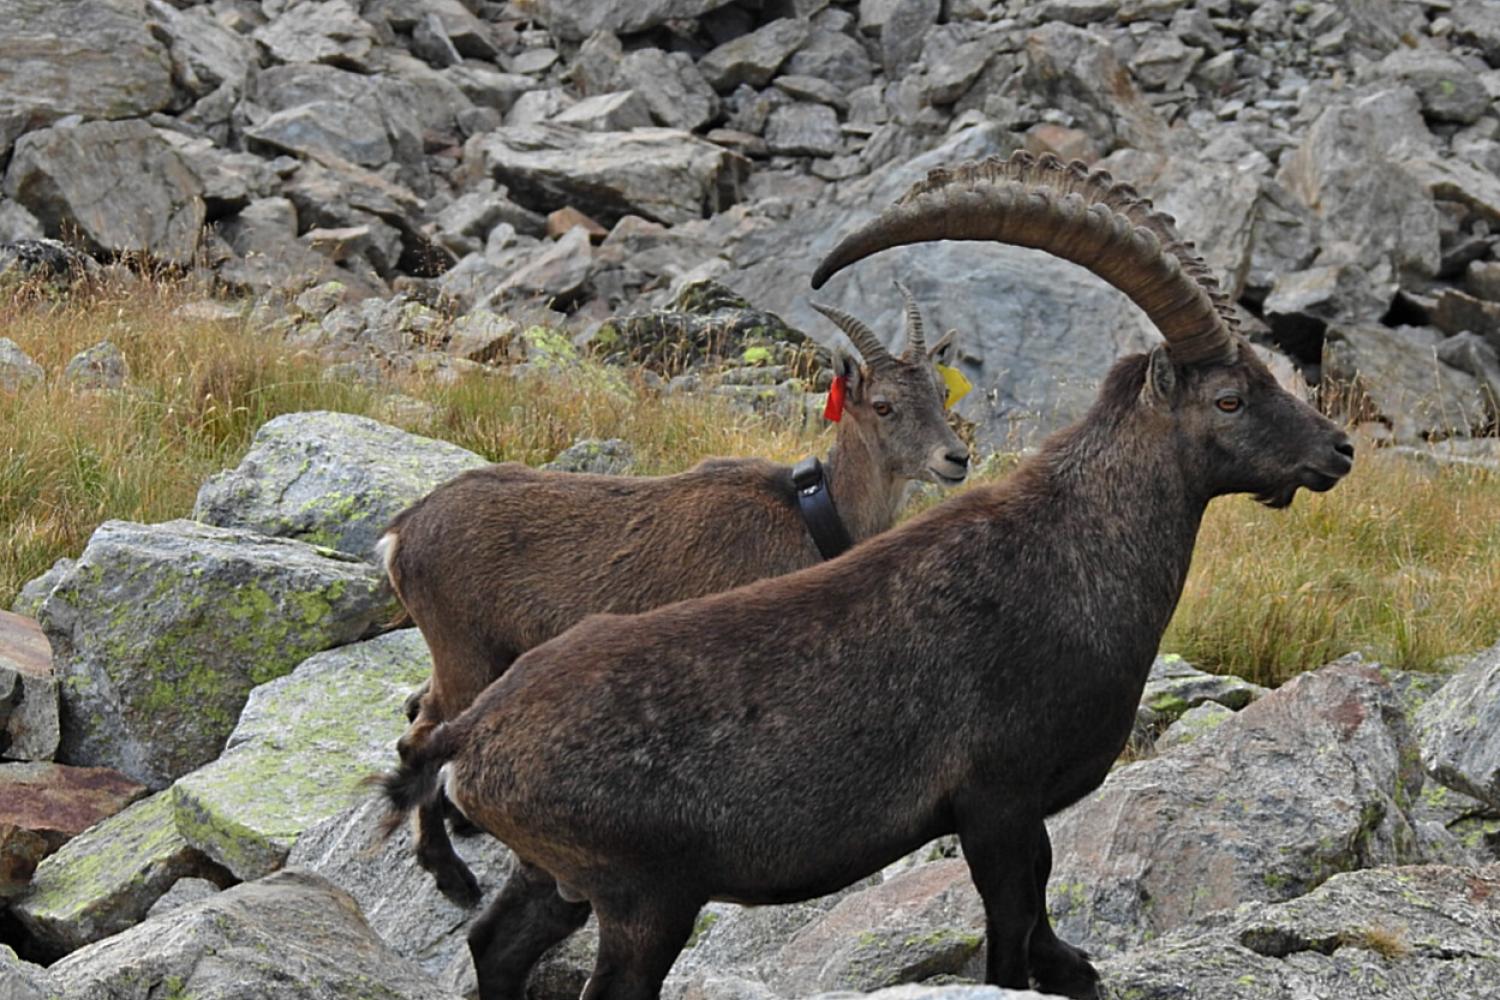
382;152;1354;1000
381;288;969;899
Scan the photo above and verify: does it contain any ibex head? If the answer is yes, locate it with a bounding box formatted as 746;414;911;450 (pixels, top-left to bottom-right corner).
811;284;971;486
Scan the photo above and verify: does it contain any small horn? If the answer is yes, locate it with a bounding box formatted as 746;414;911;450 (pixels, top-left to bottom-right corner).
811;151;1237;366
810;301;894;366
893;280;926;360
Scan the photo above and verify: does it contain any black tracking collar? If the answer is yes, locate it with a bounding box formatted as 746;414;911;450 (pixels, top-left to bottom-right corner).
792;456;853;560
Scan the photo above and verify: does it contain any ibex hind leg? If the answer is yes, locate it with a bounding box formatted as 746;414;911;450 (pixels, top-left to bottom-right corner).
580;892;702;1000
1027;826;1101;1000
470;862;591;1000
414;795;481;907
955;796;1041;990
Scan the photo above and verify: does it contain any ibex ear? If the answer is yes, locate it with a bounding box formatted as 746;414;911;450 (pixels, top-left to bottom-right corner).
927;329;957;365
834;349;865;402
1141;344;1176;407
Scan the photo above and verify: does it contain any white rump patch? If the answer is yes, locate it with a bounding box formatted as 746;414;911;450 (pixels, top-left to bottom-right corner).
375;530;399;577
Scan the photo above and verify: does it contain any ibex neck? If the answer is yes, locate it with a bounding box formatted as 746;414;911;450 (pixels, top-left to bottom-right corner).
824;432;905;544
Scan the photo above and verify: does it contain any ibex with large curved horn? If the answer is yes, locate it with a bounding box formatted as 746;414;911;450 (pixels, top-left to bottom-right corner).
381;152;1353;1000
379;288;969;902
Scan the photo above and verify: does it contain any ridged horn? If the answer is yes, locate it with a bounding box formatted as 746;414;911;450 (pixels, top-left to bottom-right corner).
893;280;926;359
809;301;894;367
810;151;1238;365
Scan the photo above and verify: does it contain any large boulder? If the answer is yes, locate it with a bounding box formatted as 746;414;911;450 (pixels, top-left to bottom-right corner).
45;869;461;999
0;610;58;761
724;123;1160;448
38;520;391;789
3;120;205;266
289;794;515;980
252;0;379;71
768;860;985;994
193;411;489;558
1048;659;1424;955
0;0;173;125
465;124;750;227
12;791;227;958
171;630;429;880
1417;641;1500;811
1324;324;1490;442
1098;864;1500;998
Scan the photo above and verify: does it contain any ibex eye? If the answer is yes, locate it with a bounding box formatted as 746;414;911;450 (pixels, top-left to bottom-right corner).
873;401;893;416
1216;395;1243;413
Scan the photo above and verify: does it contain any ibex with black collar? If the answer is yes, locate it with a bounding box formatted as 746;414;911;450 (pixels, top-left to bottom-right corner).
381;152;1354;999
380;288;969;900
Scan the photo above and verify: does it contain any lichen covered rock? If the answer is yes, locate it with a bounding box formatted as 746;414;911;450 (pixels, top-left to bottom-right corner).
172;630;430;880
39;519;391;788
0;609;59;761
193;411;489;558
1140;653;1268;720
12;791;225;957
47;869;460;999
1417;641;1500;811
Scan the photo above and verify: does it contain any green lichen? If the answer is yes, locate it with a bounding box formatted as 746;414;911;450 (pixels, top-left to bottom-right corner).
684;910;719;948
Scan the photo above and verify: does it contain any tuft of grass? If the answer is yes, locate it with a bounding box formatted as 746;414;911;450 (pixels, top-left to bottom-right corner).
1164;444;1500;685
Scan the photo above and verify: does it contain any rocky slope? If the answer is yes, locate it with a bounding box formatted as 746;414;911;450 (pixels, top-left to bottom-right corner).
2;413;1499;998
2;0;1500;449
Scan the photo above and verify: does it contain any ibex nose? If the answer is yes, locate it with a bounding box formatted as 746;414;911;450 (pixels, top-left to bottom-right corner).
1328;436;1354;477
948;448;970;469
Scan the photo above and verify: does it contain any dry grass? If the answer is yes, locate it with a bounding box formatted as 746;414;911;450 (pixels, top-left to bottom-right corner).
3;279;1498;685
0;277;824;605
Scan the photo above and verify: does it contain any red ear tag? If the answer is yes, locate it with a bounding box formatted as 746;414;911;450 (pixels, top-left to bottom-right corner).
823;374;847;422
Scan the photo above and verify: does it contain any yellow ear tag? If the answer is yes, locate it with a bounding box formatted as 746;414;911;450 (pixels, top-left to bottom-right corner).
937;364;972;410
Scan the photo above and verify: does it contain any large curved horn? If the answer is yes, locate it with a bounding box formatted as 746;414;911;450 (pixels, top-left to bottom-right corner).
892;280;926;360
811;151;1238;365
809;301;894;367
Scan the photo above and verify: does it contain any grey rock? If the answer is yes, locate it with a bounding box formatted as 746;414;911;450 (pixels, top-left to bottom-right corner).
535;0;738;41
1140;653;1268;720
1049;659;1424;955
765;103;843;157
489;224;595;307
619;49;720;131
1277;91;1440;282
1452;0;1500;63
144;876;222;919
11;558;72;619
1021;22;1169;153
552;91;655;132
1154;700;1234;752
510;47;561;75
446;65;538;116
149;1;259;99
245;101;394;168
0;338;43;392
0;609;59;762
1035;0;1121;25
252;0;378;71
1376;47;1490;124
38;519;391;789
194;410;488;556
62;341;129;392
1402;154;1500;229
785;29;878;89
508;88;578;126
812;990;1051;1000
1435;332;1500;415
776;74;850;110
287;794;516;976
162;136;281;215
1417;641;1500;812
768;860;984;994
48;869;460;999
544;438;637;475
1324;324;1490;441
1264;263;1392;330
0;0;173;125
1130;32;1203;91
466;124;749;227
0;945;52;999
924;38;1001;106
0;201;44;243
1129;154;1261;300
412;13;463;68
882;0;941;78
170;630;429;880
1098;864;1500;999
699;19;812;91
444;310;522;363
13;791;225;957
4;120;205;266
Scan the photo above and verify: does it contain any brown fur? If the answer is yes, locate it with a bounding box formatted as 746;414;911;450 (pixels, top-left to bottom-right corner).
385;341;1354;1000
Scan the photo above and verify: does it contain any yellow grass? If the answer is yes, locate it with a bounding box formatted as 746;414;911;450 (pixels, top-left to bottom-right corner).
3;278;1498;686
